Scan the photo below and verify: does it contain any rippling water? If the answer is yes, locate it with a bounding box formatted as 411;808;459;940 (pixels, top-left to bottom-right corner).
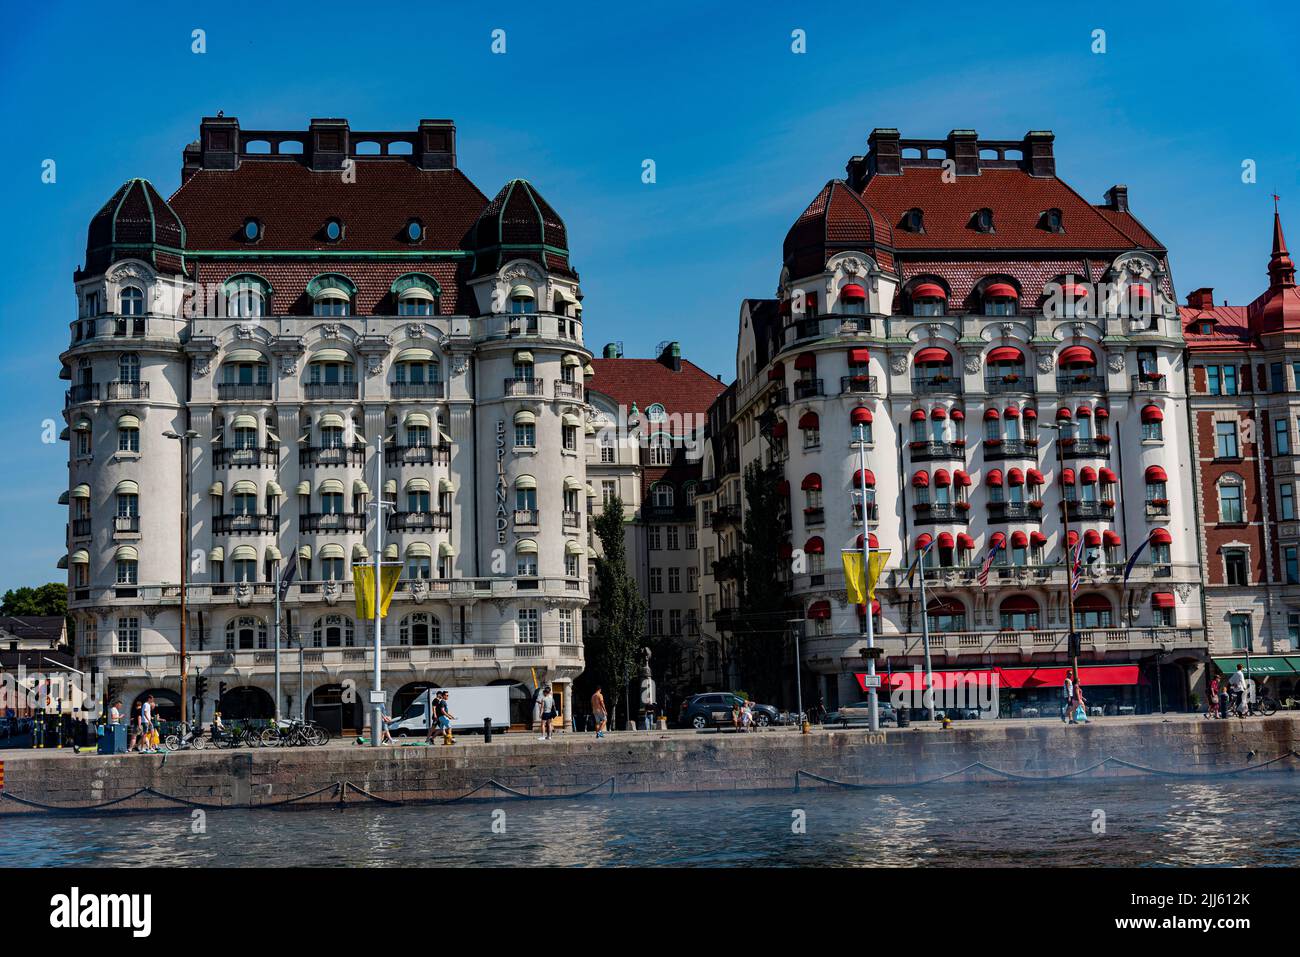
6;776;1298;867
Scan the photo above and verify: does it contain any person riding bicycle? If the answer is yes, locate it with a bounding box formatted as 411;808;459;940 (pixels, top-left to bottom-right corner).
211;710;228;744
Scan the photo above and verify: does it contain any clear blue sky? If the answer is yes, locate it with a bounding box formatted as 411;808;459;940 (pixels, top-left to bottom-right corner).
0;0;1294;593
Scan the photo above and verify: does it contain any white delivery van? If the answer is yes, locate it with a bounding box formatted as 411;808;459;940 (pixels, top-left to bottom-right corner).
388;686;512;736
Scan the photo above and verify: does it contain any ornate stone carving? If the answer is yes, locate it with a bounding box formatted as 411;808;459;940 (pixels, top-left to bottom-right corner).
193;358;211;377
409;579;429;603
1071;322;1085;339
1037;353;1056;374
366;356;384;377
235;324;257;340
963;354;982;374
840;257;865;276
1174;583;1192;603
406;323;426;340
235;583;253;608
321;323;341;340
1107;354;1126;373
452;355;469;377
502;263;542;282
323;580;340;606
926;322;941;339
890;354;909;375
278;356;298;378
108;263;150;283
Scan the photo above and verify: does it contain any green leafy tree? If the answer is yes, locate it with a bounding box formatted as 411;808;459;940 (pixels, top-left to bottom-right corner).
587;496;647;728
733;462;794;703
1;582;68;618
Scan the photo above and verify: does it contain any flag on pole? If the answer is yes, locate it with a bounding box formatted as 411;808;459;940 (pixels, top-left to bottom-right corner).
843;549;891;604
353;564;402;619
277;560;297;601
976;538;1003;586
905;539;935;587
1122;531;1155;587
1069;539;1084;595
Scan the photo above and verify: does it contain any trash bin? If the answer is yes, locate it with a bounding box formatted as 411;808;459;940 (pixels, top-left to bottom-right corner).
896;706;911;728
98;723;127;755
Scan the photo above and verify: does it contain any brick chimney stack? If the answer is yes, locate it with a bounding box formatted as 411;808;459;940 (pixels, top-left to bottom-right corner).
1186;288;1215;309
947;129;979;176
658;341;682;372
1023;131;1055;177
308;118;350;171
1105;184;1129;212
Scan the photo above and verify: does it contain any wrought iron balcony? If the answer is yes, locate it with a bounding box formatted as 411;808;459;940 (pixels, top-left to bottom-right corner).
299;512;365;533
1055;374;1107;395
1059;437;1112;459
711;504;742;526
793;379;824;399
912;502;969;524
105;380;149;400
384;444;450;467
909;440;965;462
504;377;545;397
554;380;585;400
911;375;962;396
216;382;273;401
514;509;540;526
983;438;1039;460
66;383;98;405
215;446;280;468
214;514;278;534
562;509;582;528
113;515;141;534
387;511;451;532
839;375;878;395
300;445;366;468
1063;500;1115;520
390;380;445;399
986;501;1043;522
984;374;1035;395
1131;373;1167;393
71;518;92;538
304;382;359;400
1145;500;1171;519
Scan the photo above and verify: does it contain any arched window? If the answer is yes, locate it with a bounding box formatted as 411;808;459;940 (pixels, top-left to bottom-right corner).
225;616;268;650
399;612;441;646
312;615;354;648
981;281;1018;317
308;275;356;317
118;353;140;383
1144;466;1168;505
509;284;537;315
227;283;266;318
1218;474;1244;523
392;274;439;317
998;595;1040;630
1073;594;1113;630
651;483;674;508
926;597;966;632
909;282;946;317
119;286;145;317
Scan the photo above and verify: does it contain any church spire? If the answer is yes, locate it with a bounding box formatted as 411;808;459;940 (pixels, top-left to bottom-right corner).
1270;197;1295;290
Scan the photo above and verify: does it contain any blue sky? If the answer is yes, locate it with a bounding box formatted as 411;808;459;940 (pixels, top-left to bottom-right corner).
0;0;1295;592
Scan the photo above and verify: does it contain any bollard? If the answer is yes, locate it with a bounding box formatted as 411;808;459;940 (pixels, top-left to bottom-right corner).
483;717;492;744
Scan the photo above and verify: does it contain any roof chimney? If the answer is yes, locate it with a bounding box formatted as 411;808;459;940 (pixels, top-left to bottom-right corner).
417;119;456;170
1104;184;1129;212
1186;287;1215;310
602;343;621;359
198;115;240;171
658;341;682;372
946;130;979;176
1023;131;1055;177
865;128;902;178
308;118;351;171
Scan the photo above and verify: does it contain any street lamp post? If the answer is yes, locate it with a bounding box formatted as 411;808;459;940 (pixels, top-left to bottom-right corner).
1040;422;1080;693
787;616;806;722
855;422;880;732
163;429;199;727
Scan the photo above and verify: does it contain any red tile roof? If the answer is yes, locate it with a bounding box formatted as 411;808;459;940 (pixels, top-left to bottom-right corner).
195;260;467;315
587;357;725;436
784;181;895;278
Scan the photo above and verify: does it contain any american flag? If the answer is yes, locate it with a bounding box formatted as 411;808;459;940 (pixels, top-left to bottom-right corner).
976;539;1003;586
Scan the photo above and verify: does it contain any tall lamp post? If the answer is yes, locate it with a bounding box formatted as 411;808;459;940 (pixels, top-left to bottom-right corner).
163;429;199;727
1039;422;1080;692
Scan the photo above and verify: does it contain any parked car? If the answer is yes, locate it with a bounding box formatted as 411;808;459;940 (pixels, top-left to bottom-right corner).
678;693;779;729
824;701;898;726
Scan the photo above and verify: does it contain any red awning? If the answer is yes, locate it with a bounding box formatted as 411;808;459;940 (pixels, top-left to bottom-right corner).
931;407;948;420
1152;593;1176;609
1099;468;1117;483
1007;468;1025;486
915;347;951;364
1030;531;1047;546
767;363;785;381
911;282;946;300
856;533;880;549
851;406;873;424
984;282;1018;299
801;473;822;491
1077;403;1092;416
951;409;965;421
990;532;1007;547
1084;529;1102;546
798;411;820;429
988;346;1023;363
1145;465;1168;482
955;470;972;487
1000;595;1038;613
854;600;882;617
1022;407;1038;420
1061;468;1076;484
915;533;933;549
998;665;1145;689
1103;530;1122;546
794;352;817;370
1027;469;1045;485
840;284;867;302
854;468;876;488
987;468;1004;486
912;470;930;488
1056;407;1072;420
1150;528;1172;545
934;469;951;487
1142;405;1164;423
911;409;927;421
848;347;871;364
805;536;824;554
808;600;831;619
1010;531;1029;547
957;533;975;549
937;532;955;549
1095;406;1110;419
1080;467;1097;483
1067;530;1080;546
984;408;1000;420
865;669;997;694
1060;346;1096;366
1004;405;1020;418
772;421;788;439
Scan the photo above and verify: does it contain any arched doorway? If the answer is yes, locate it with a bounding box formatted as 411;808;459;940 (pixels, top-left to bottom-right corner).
489;679;532;727
307;683;363;734
393;681;437;718
132;689;181;723
218;686;275;720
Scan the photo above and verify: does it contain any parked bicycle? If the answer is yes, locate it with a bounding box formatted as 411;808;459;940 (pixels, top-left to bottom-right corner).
1230;693;1278;718
259;718;330;748
163;722;207;751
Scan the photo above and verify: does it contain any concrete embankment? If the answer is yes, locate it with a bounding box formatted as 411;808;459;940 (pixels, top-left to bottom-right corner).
2;715;1298;815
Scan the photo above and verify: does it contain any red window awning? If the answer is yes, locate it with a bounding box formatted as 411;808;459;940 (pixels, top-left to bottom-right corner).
912;470;930;488
801;473;822;491
911;282;946;300
854;468;876;488
1077;403;1092;416
794;352;817;370
773;421;791;441
988;346;1023;363
767;363;785;381
1067;530;1080;546
808;600;831;619
955;470;972;487
915;347;952;364
1005;404;1020;418
934;469;952;487
805;536;824;554
1142;405;1164;423
937;532;955;549
951;409;965;421
798;411;820;429
854;600;882;617
856;532;880;549
1084;529;1102;546
1001;595;1038;613
851;406;873;424
1099;467;1117;483
1080;467;1097;483
1022;407;1038;420
1152;592;1176;609
1150;528;1172;545
957;533;975;549
1030;531;1048;546
1010;531;1029;547
931;407;948;420
1027;469;1045;485
1103;530;1122;546
1095;406;1110;419
840;284;867;302
987;468;1004;487
1145;465;1168;482
1060;346;1096;366
915;533;933;549
984;408;1000;420
1056;407;1072;420
998;665;1145;689
984;282;1018;299
1061;468;1076;484
848;347;871;364
990;532;1007;547
911;409;927;421
1007;468;1025;486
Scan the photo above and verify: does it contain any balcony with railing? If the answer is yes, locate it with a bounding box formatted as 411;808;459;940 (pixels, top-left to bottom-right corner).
112;514;141;537
792;379;825;400
304;381;359;400
909;440;966;462
504;377;546;397
384;444;451;467
554;380;584;400
912;502;969;524
711;504;742;527
1063;499;1115;520
562;509;582;528
1145;499;1171;519
911;375;962;396
300;445;367;468
390;380;446;399
839;375;878;395
984;374;1035;395
71;518;92;538
106;380;149;400
66;383;98;405
214;513;278;535
215;446;280;468
1132;373;1168;393
983;438;1039;460
299;512;365;533
1059;437;1111;459
216;382;273;401
513;508;540;527
1055;374;1107;395
986;501;1043;523
387;511;451;533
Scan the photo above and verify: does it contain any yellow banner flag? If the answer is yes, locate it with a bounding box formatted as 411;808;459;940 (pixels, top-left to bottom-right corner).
843;551;867;604
867;550;890;601
353;564;402;619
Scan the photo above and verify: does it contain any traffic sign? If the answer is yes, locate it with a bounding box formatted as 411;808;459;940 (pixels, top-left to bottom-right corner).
860;675;882;689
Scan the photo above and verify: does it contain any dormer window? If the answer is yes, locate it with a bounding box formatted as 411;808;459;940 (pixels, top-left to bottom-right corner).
982;282;1018;317
901;208;925;233
405;219;424;243
971;208;995;233
119;286;145;317
324;218;344;242
839;283;867;315
243;218;262;242
509;284;537;315
307;275;356;317
1039;208;1064;233
910;282;946;317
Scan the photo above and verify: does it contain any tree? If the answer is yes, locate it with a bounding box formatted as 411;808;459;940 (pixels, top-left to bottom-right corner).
1;583;68;618
732;461;794;703
586;496;647;729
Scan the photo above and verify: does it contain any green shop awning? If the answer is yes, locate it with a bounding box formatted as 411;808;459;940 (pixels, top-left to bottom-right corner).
1211;656;1300;677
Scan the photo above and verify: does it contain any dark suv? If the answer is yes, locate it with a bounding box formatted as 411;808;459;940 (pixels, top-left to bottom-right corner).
679;693;779;729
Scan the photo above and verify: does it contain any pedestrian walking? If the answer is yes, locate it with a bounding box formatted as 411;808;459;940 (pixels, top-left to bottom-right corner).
1229;665;1247;716
591;685;607;739
128;701;142;752
1072;684;1088;724
378;707;394;745
538;686;556;741
141;694;158;752
740;700;754;731
1062;674;1074;723
434;691;456;745
109;699;122;726
1207;676;1220;718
